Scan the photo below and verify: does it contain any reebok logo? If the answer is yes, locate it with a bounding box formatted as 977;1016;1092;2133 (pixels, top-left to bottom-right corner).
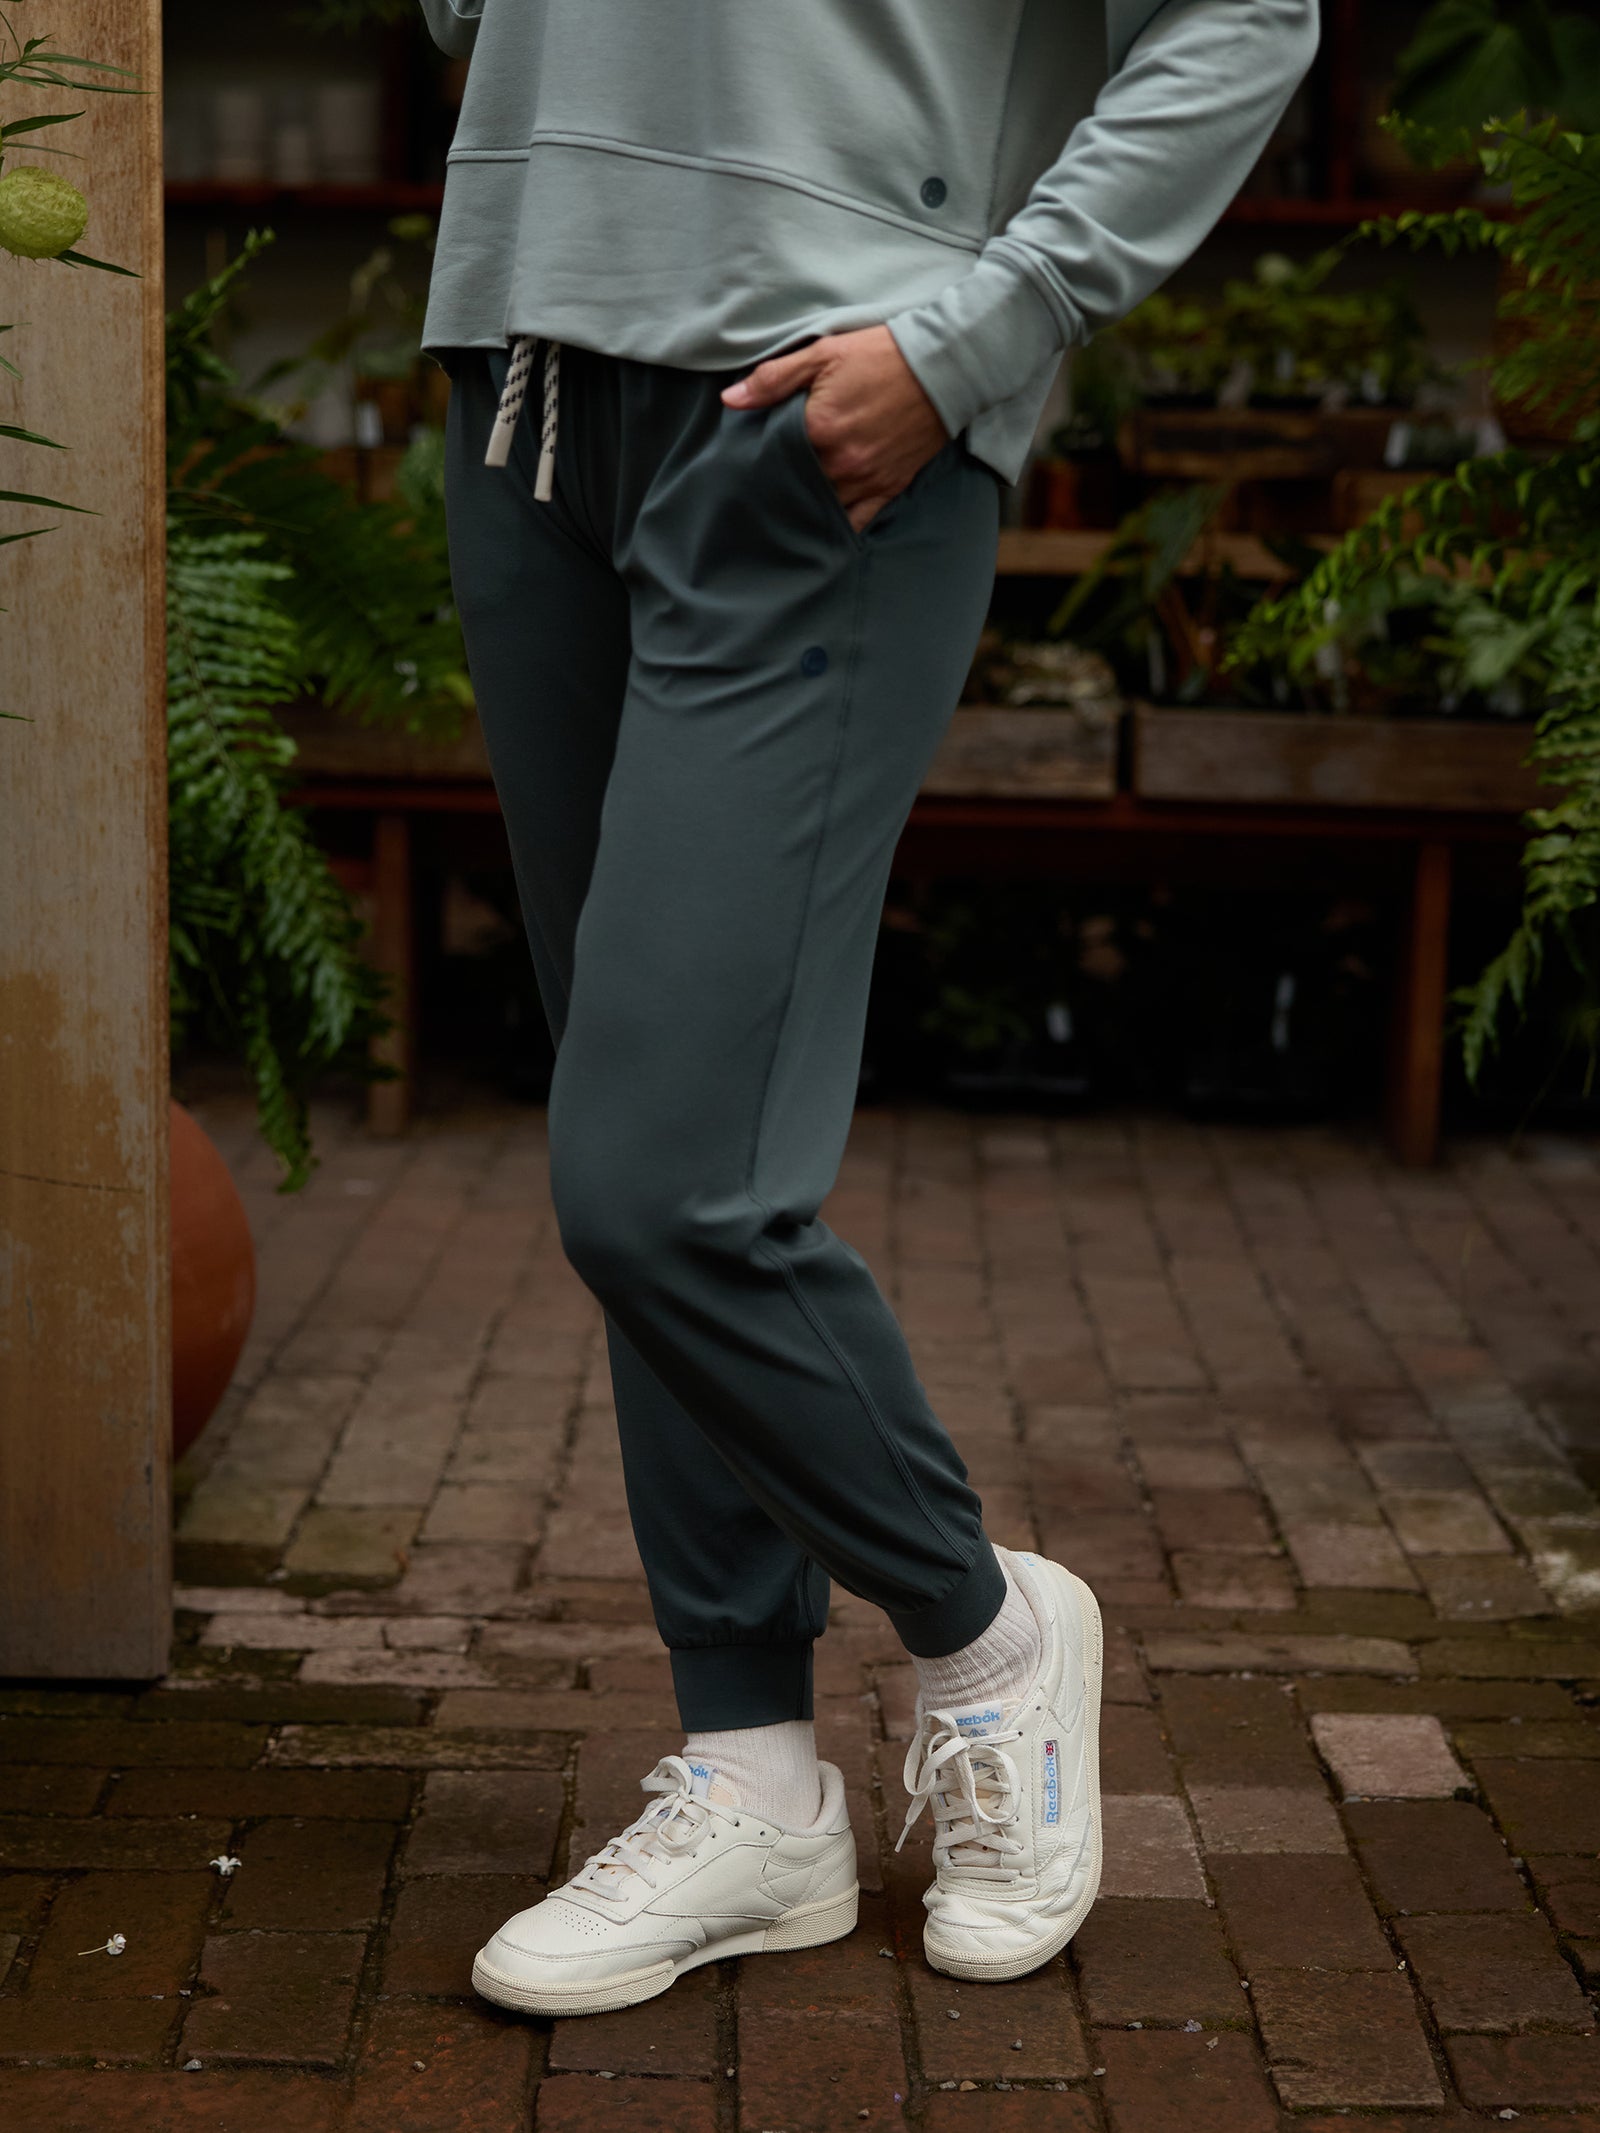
953;1707;1004;1737
1042;1738;1060;1824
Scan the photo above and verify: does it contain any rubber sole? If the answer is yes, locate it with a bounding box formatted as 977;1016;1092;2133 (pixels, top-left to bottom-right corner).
471;1881;859;2017
924;1565;1105;1984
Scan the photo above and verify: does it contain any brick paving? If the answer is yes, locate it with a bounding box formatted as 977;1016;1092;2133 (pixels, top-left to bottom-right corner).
4;1097;1600;2128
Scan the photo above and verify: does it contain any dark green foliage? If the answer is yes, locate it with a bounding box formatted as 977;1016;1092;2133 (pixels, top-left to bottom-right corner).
166;525;390;1191
1392;0;1600;139
1091;249;1437;411
167;232;470;735
1232;118;1600;1079
165;234;469;1184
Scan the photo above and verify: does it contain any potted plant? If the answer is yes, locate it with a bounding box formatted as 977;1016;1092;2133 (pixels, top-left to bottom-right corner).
1099;251;1443;532
1041;448;1546;813
1025;334;1131;529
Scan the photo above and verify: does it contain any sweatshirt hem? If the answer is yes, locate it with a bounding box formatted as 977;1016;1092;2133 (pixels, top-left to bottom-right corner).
447;131;982;253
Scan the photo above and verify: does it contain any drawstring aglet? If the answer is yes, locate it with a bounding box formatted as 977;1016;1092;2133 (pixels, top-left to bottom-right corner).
484;332;537;472
485;411;518;470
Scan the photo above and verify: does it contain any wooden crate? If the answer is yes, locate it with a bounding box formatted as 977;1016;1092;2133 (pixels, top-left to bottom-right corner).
278;700;492;780
1131;704;1546;813
1119;404;1402;481
1119;406;1336;481
923;706;1118;799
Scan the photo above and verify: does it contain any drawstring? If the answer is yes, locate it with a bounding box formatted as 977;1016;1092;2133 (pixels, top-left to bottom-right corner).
485;333;560;500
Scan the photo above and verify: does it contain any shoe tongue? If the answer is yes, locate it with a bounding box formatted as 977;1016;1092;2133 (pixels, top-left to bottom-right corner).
683;1759;741;1808
949;1702;1009;1739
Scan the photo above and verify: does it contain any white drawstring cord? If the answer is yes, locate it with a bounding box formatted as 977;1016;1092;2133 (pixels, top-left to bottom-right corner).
484;334;533;469
484;333;561;501
535;338;560;501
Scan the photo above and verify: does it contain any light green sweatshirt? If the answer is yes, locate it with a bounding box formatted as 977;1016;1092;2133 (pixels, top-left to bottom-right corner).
418;0;1319;482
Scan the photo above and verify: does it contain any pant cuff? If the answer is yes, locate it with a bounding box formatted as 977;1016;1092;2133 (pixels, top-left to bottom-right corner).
670;1642;814;1729
886;1541;1006;1659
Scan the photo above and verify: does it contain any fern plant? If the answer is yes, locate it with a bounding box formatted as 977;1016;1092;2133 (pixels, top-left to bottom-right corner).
166;235;470;1186
1231;118;1600;1080
168;229;469;732
167;525;388;1189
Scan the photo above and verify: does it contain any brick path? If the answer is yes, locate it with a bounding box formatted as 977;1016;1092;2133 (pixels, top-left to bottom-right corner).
4;1098;1600;2129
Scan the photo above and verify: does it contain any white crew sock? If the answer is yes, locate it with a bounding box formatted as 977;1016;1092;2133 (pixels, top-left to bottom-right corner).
911;1551;1042;1718
682;1718;822;1828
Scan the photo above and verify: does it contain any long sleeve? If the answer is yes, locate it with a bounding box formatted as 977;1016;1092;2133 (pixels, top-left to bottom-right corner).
418;0;483;59
888;0;1320;439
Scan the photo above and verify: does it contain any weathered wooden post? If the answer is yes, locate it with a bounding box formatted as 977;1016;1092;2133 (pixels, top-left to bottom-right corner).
0;0;170;1676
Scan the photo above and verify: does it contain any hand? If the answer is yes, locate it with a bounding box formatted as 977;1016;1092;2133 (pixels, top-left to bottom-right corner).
722;325;948;533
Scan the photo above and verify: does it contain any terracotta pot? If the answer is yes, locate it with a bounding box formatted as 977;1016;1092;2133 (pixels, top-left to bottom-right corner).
170;1100;256;1459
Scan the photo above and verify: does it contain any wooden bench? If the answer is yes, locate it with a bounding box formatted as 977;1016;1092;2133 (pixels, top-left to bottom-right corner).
287;687;1538;1166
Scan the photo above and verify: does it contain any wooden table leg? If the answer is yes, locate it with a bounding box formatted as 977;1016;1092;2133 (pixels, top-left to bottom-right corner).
367;810;414;1136
1385;838;1452;1166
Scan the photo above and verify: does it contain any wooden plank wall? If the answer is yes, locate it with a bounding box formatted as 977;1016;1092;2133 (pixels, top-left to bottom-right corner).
0;0;170;1676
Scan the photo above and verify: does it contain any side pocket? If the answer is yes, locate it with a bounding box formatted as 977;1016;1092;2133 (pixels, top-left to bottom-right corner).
777;388;867;553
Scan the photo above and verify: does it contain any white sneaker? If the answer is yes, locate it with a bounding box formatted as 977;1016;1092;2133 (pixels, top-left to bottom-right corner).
898;1548;1102;1981
472;1752;858;2016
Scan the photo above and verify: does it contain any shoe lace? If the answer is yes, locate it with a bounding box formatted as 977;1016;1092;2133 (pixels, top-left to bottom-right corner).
568;1754;720;1898
896;1708;1027;1878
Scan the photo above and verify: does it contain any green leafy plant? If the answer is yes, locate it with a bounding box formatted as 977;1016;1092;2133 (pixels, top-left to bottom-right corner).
166;235;471;1186
168;228;468;733
1;2;138;630
1094;290;1229;405
166;523;389;1189
1041;483;1320;704
1222;251;1436;408
1096;250;1437;411
1231;118;1600;1078
256;213;439;444
1392;0;1600;140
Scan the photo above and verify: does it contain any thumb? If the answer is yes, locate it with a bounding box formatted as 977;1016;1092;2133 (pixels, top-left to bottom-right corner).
722;342;827;408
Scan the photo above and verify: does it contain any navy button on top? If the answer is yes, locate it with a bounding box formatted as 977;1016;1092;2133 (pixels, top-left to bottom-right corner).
920;176;947;209
801;646;829;677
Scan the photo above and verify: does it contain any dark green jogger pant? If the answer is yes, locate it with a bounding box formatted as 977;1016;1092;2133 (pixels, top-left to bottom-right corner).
442;342;1006;1728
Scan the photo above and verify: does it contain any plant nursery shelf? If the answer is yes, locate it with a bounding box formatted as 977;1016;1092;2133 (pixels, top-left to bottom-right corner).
1221;194;1501;226
164;180;446;211
995;529;1331;581
1131;705;1545;814
287;699;1533;1166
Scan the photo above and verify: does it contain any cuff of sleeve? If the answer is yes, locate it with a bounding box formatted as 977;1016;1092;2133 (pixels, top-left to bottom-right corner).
419;0;480;58
888;252;1068;440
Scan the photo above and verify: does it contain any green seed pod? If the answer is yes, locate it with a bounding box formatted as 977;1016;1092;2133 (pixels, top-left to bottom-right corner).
0;166;90;260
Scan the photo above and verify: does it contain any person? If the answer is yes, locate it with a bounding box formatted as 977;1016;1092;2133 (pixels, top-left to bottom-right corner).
416;0;1318;2016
